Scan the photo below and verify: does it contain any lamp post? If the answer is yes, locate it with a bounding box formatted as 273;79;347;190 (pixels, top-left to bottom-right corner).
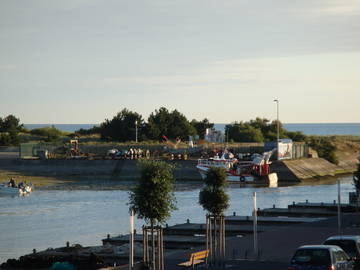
135;120;138;143
274;99;279;160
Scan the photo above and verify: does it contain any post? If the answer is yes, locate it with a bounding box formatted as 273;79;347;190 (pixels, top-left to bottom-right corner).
129;210;134;270
253;192;258;258
337;180;341;235
135;120;138;143
274;99;279;160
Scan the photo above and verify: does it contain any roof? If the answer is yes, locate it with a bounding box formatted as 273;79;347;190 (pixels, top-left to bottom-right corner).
325;235;360;242
298;245;339;250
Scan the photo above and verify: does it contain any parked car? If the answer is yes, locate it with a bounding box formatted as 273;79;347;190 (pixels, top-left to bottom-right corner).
323;235;360;270
288;245;353;270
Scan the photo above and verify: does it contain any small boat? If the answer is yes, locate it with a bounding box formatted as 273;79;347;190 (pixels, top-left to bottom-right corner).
196;149;275;183
0;179;33;195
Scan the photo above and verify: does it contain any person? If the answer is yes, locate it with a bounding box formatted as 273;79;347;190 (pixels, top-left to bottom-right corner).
9;178;16;188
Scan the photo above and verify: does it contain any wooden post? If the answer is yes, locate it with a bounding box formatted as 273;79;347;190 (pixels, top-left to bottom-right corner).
129;210;134;270
337;180;342;235
253;192;258;259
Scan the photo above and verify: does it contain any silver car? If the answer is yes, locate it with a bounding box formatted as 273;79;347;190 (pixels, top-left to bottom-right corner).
288;245;353;270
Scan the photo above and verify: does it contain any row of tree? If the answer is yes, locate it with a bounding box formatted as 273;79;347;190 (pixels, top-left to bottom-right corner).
77;108;308;143
77;107;214;142
130;160;228;269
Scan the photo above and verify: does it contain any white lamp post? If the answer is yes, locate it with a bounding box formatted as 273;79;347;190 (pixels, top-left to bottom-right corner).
274;99;279;160
135;120;138;143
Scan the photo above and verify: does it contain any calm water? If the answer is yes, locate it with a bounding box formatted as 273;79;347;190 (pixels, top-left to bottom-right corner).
0;175;354;263
25;123;360;136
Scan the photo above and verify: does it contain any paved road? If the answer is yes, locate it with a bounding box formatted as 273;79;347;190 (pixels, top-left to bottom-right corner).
165;213;360;270
0;151;18;159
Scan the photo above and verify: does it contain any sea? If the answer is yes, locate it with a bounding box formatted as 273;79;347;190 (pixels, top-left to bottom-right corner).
24;123;360;136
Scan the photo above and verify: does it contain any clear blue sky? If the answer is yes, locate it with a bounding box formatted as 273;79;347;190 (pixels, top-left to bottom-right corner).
0;0;359;124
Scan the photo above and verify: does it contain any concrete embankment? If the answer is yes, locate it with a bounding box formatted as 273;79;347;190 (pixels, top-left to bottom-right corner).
0;159;201;181
271;157;358;182
0;155;357;183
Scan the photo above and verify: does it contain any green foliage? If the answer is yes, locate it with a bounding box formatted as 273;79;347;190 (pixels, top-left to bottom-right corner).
225;122;264;142
100;109;144;142
75;126;102;135
129;160;177;225
306;136;338;164
199;167;229;216
0;115;22;146
30;126;63;142
353;163;360;193
146;107;196;140
285;131;307;142
190;118;214;139
225;117;306;143
0;115;23;133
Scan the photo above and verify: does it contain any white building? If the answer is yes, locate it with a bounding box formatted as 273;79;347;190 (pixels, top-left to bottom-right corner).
204;128;225;143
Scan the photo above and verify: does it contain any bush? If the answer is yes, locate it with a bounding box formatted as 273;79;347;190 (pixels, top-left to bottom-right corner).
30;126;63;142
307;136;338;164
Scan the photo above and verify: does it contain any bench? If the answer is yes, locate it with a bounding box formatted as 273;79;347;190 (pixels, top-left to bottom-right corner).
178;250;209;268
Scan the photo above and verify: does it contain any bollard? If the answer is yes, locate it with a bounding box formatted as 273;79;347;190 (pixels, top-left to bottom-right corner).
33;249;36;254
187;218;190;224
334;200;336;205
107;234;110;239
233;212;236;216
306;199;308;203
66;241;69;248
273;204;275;209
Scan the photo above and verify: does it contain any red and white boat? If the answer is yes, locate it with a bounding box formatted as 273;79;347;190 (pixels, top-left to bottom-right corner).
196;150;274;183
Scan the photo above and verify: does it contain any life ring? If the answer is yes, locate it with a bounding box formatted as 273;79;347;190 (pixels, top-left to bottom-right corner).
240;176;246;182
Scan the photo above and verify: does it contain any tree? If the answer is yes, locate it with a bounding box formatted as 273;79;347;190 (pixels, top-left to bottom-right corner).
0;115;23;146
225;122;264;142
0;115;23;132
100;108;144;142
199;167;229;265
129;160;177;270
146;107;196;140
191;118;214;139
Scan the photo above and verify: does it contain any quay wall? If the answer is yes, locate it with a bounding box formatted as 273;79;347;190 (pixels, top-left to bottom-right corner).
0;157;357;182
0;159;201;181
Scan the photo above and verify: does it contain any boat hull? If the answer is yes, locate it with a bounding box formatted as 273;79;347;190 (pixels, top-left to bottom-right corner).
196;165;255;182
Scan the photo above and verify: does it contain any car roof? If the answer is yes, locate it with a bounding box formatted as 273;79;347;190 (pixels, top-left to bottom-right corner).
298;245;339;250
325;235;360;242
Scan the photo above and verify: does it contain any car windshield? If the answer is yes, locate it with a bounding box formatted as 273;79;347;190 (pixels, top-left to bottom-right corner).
292;249;331;265
324;240;357;257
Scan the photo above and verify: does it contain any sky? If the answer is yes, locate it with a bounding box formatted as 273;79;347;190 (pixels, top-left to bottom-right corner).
0;0;359;124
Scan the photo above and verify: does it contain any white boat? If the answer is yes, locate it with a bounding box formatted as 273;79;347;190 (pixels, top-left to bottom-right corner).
196;150;275;183
0;181;33;195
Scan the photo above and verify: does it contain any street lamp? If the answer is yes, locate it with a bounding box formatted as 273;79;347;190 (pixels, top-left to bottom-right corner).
135;120;138;143
273;99;279;160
